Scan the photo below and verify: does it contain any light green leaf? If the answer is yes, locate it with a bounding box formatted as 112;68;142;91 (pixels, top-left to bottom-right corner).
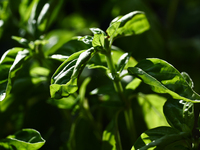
131;127;191;150
47;95;79;109
137;94;168;129
50;48;95;99
128;58;200;103
125;78;141;90
90;28;106;51
102;113;121;150
1;129;45;150
106;11;150;40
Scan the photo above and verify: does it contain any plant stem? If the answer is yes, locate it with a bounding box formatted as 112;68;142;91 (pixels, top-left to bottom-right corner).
105;49;137;145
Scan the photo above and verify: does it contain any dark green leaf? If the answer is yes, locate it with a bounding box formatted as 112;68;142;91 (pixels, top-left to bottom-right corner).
1;129;45;150
128;58;200;102
50;48;95;99
131;127;191;150
106;11;150;40
164;98;194;132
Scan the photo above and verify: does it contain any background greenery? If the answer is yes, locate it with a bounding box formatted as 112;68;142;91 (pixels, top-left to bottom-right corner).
1;0;200;149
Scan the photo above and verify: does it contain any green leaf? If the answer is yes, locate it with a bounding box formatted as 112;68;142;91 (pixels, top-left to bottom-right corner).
27;0;39;36
106;11;150;40
50;48;95;99
37;0;64;32
137;94;168;129
125;78;141;90
0;48;23;83
102;112;122;150
181;72;194;88
116;52;131;73
163;98;194;133
1;129;45;150
42;30;74;56
128;58;200;103
131;127;191;150
12;36;32;49
47;95;79;109
102;120;117;150
90;28;106;51
0;49;30;111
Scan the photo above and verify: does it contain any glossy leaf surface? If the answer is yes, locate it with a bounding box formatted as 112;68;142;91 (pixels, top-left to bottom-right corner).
106;11;150;40
132;127;191;150
116;52;130;73
50;48;95;99
1;49;30;111
128;58;200;103
90;28;106;51
0;129;45;150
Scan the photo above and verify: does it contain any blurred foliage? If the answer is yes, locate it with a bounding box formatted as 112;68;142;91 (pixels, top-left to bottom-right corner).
1;0;200;89
0;0;200;149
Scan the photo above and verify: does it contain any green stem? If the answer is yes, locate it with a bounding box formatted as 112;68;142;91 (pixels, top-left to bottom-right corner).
105;49;137;144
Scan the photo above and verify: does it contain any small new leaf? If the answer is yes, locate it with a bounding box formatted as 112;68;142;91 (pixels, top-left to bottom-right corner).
90;28;107;51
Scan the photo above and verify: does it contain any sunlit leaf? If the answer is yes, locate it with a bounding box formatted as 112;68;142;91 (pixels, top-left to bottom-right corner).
137;94;168;129
125;78;141;90
106;11;150;40
116;52;131;73
0;49;30;111
102;113;121;150
0;129;45;150
50;48;95;99
128;58;200;103
131;127;191;150
90;28;106;51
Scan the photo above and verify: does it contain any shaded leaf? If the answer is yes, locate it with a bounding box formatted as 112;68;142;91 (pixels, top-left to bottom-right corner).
128;58;200;102
164;98;194;133
12;36;32;49
42;30;75;56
